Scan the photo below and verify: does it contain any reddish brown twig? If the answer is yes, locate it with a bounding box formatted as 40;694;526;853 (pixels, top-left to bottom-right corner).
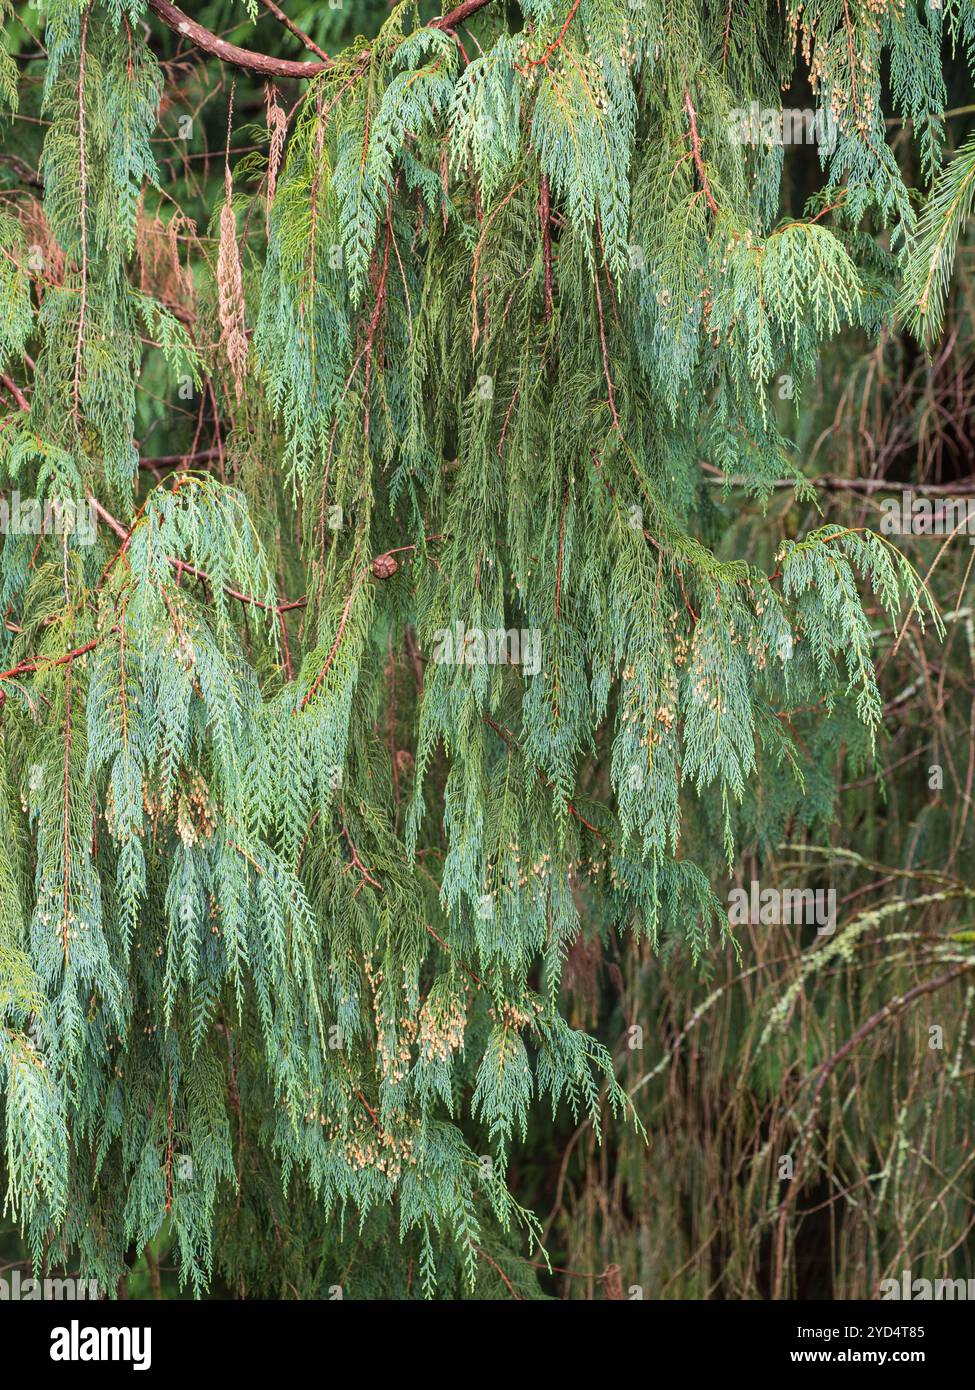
593;269;620;431
483;715;611;842
684;87;719;217
339;803;382;895
522;0;581;70
0;374;29;412
422;921;486;989
300;570;363;711
62;659;73;964
0;638;100;708
258;0;330;61
165;1077;174;1213
72;6;92;423
539;174;553;321
91;497;307;619
474;1244;521;1298
555;484;569;622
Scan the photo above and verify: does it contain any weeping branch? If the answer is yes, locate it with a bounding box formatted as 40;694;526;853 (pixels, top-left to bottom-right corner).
146;0;500;80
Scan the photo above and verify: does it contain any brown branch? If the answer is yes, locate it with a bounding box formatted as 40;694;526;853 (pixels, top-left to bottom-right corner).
297;538;438;708
684;86;719;218
165;1077;174;1213
0;153;43;188
772;958;975;1299
278;608;294;681
90;497;307;617
0;639;100;706
147;0;333;78
593;267;620;431
362;211;392;451
539;174;553;321
258;0;330;61
473;1244;521;1299
722;0;733;69
88;498;130;542
339;803;382;895
139;448;222;469
483;715;610;842
62;658;72;965
523;0;580;69
555;484;569;622
674;564;698;624
173;556;307;615
299;567;364;711
72;5;91;423
146;0;498;81
699;462;975;495
0;374;29;412
806;961;975;1093
423;921;486;989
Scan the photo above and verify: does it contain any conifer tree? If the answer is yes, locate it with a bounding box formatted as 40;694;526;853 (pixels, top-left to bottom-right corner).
0;0;971;1298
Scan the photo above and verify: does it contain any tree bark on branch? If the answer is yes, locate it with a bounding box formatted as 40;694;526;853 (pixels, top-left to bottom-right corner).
146;0;499;80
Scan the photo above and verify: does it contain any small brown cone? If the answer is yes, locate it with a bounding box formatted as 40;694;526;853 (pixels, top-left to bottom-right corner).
371;553;398;580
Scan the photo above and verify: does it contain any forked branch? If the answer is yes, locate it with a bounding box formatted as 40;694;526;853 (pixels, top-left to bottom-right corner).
146;0;499;80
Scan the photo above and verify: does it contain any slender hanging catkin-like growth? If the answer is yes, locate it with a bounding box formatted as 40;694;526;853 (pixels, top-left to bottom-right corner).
217;86;248;404
218;180;248;404
265;83;287;238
